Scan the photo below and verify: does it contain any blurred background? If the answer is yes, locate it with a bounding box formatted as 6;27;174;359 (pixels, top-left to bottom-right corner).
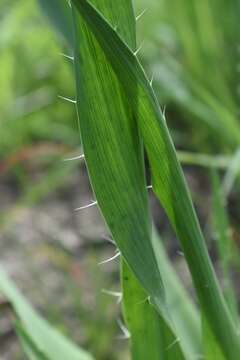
0;0;240;359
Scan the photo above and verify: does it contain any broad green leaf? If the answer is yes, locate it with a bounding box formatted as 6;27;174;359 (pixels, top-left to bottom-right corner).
70;1;240;358
70;0;200;356
121;259;185;360
36;1;201;357
0;268;93;360
71;0;167;327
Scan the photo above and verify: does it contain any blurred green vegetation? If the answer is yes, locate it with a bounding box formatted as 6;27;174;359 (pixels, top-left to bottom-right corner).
136;0;240;152
0;0;82;232
0;0;78;173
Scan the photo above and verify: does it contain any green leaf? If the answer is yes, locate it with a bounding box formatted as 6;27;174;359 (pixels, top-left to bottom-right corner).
121;259;185;360
70;0;201;357
35;0;201;357
151;230;201;359
202;315;225;360
71;0;167;327
15;321;49;360
0;268;93;360
70;1;240;358
177;151;231;169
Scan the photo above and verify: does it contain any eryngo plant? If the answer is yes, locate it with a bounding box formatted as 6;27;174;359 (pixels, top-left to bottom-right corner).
0;0;239;359
70;0;240;358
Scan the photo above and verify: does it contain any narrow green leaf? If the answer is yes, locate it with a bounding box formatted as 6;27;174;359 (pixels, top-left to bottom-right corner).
70;1;240;358
202;315;225;360
177;151;231;169
15;321;49;360
121;259;185;360
0;268;93;360
151;230;201;359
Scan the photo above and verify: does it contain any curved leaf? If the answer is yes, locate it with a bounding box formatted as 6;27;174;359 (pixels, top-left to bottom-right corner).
0;268;93;360
72;0;166;320
70;1;240;358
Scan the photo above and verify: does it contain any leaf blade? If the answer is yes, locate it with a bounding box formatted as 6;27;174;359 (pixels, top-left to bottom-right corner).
72;0;167;320
0;268;93;360
70;1;240;358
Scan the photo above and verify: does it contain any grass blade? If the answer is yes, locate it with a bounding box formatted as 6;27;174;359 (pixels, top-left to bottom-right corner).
177;151;231;169
151;230;201;358
15;321;49;360
70;1;240;357
202;315;225;360
38;0;200;356
0;268;93;360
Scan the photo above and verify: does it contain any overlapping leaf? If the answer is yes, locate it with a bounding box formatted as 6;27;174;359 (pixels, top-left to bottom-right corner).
70;0;203;357
70;1;240;358
71;0;166;323
33;0;201;358
151;230;200;358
